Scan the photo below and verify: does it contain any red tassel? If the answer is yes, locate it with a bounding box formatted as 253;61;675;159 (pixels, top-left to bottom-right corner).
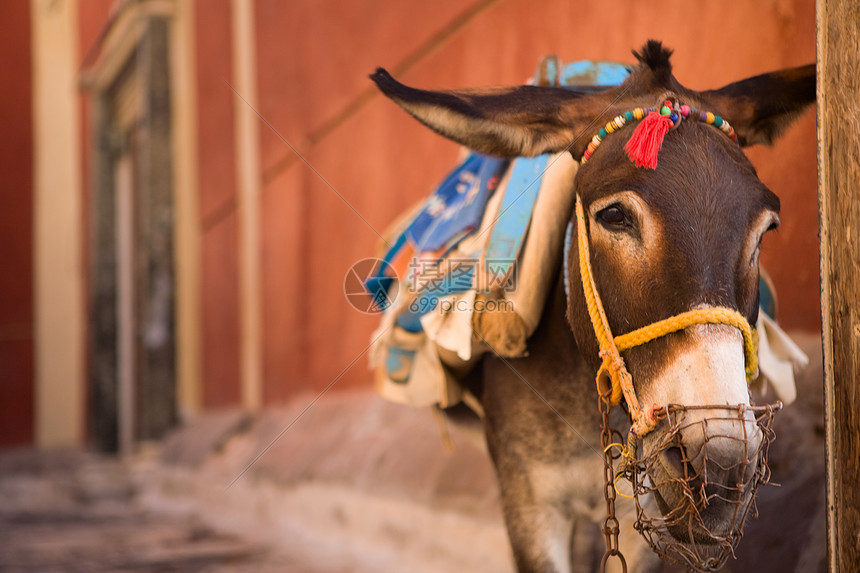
624;112;673;169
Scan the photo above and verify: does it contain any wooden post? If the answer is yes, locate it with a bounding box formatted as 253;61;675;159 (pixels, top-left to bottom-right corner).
817;1;860;571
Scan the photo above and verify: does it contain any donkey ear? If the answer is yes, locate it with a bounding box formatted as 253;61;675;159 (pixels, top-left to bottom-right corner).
701;64;815;147
371;68;605;157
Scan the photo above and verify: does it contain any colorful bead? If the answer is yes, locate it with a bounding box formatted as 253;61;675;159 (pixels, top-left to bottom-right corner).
579;100;740;165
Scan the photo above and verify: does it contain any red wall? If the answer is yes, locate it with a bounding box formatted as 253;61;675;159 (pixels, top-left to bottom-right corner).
0;1;34;446
254;0;475;401
253;0;819;403
196;0;242;408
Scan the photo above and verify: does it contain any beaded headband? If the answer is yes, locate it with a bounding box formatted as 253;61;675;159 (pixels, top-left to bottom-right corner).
580;96;739;169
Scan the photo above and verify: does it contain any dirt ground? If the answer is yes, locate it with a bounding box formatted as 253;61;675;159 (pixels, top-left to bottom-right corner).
0;407;511;573
0;449;303;572
0;448;500;573
0;334;826;573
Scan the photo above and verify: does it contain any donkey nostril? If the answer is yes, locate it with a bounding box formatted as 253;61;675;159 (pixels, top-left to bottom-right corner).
662;445;692;479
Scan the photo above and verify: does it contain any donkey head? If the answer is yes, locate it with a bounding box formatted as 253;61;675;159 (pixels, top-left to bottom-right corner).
372;41;814;552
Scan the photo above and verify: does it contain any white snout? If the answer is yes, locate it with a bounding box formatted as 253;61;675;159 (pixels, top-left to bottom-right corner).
639;323;750;410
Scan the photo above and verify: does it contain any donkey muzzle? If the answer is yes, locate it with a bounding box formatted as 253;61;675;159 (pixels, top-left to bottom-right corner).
629;402;781;571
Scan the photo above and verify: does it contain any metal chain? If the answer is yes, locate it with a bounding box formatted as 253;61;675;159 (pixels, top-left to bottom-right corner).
599;389;628;573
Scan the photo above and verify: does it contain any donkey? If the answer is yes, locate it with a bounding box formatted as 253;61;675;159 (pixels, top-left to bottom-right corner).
371;41;815;572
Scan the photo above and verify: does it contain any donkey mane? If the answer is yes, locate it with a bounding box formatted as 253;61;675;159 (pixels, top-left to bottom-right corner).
634;39;674;79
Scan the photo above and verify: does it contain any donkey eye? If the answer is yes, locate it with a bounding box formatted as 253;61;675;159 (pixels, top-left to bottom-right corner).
596;205;629;227
750;217;780;264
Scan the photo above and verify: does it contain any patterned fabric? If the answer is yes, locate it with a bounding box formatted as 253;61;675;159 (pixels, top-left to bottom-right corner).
405;154;508;253
365;153;507;309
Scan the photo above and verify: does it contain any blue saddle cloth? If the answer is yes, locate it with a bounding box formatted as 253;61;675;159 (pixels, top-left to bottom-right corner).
406;154;509;253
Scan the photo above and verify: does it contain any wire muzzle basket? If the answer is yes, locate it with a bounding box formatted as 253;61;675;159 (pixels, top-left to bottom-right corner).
622;402;782;572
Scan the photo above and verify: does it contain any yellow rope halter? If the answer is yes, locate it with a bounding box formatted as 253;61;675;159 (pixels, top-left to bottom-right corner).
574;195;759;438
